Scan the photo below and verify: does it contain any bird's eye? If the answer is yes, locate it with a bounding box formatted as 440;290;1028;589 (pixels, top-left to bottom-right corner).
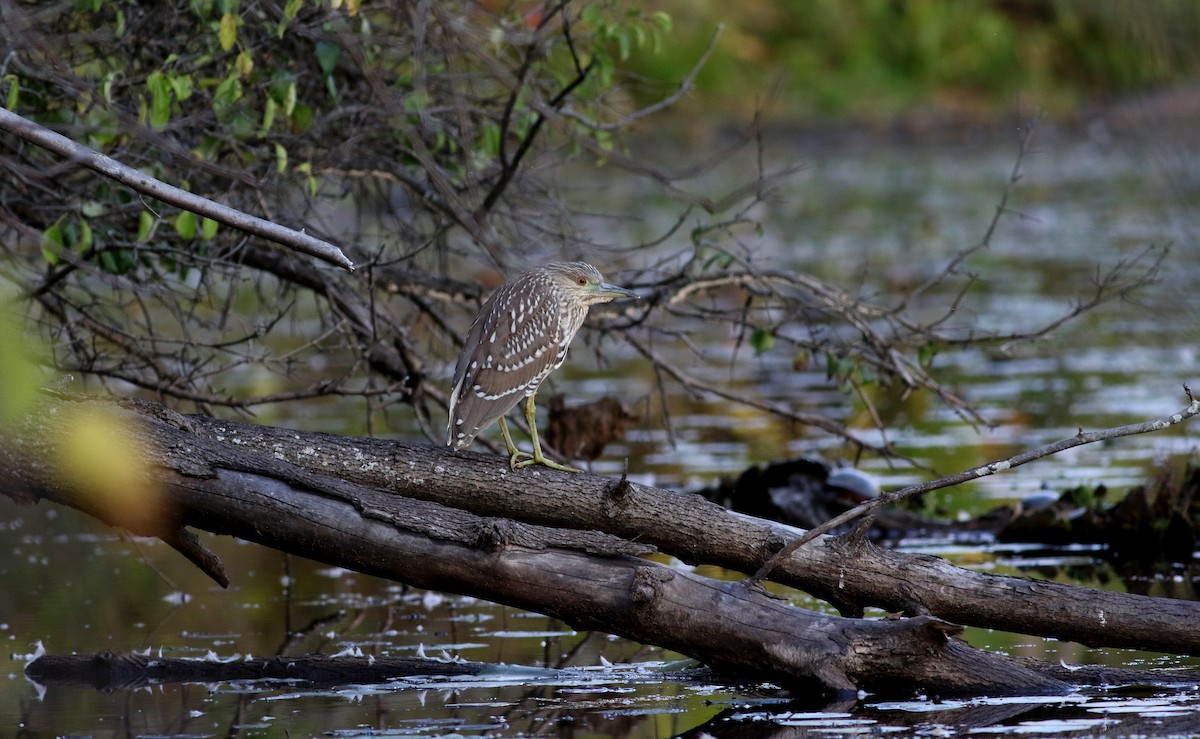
577;276;588;286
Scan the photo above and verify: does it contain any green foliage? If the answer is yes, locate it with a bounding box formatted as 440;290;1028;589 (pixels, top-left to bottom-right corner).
40;216;92;265
621;0;1200;121
749;327;775;356
570;5;672;94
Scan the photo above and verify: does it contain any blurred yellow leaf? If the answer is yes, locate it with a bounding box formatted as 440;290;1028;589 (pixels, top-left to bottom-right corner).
56;405;165;532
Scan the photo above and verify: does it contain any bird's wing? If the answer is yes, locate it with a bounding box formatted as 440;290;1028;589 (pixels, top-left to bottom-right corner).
448;275;567;446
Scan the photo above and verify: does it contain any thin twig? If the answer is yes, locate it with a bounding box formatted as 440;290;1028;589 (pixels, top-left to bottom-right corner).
748;386;1200;585
544;25;725;133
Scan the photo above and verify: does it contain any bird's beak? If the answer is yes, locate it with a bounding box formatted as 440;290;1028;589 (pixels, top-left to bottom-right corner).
596;282;640;301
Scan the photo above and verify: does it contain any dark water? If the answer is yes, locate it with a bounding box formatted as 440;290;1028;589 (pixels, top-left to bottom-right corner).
5;121;1200;736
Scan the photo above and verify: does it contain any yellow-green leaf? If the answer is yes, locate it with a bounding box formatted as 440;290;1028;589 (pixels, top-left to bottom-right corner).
260;96;277;135
136;210;155;242
201;217;218;240
174;210;197;240
750;327;775;356
146;71;171;128
235;50;254;77
3;73;19;110
168;73;193;101
219;11;237;51
214;74;243;110
76;218;93;253
274;142;288;173
40;222;64;265
282;79;296;116
101;72;116;103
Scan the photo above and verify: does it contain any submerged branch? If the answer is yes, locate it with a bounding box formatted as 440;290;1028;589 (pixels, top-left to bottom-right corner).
751;386;1200;584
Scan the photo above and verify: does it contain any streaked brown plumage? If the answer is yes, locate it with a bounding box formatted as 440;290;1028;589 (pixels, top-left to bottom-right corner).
446;262;637;471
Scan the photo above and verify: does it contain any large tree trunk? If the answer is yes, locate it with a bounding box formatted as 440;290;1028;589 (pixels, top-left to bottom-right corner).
4;395;1199;695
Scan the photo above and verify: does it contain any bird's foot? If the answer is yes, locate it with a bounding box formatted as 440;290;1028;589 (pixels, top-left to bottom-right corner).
513;453;582;473
508;449;534;469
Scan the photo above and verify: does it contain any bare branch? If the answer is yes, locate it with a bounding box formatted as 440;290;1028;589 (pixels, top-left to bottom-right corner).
0;107;355;272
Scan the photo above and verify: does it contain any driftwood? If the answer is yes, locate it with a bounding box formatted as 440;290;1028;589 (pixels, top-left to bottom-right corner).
24;651;498;691
4;394;1200;696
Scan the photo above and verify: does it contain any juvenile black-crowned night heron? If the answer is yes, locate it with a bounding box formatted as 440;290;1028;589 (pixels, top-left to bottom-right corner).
446;262;638;472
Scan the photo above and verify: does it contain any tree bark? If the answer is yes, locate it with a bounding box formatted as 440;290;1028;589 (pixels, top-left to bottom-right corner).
2;395;1196;695
158;399;1200;655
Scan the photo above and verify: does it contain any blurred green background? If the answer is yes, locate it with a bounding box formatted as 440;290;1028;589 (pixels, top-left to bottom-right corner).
619;0;1200;126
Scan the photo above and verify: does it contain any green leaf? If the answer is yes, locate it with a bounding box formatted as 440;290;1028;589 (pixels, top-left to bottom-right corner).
201;217;218;240
750;327;775;356
40;222;64;265
274;142;288;173
136;210;155;242
2;74;18;110
98;249;136;275
615;29;631;61
168;73;193;101
214;74;243;110
291;102;314;131
100;72;116;103
260;96;277;135
76;218;93;253
632;24;645;50
174;210;197;240
282;79;297;116
824;352;843;381
235;50;254;77
297;162;319;197
283;0;303;21
146;71;171;128
314;41;340;75
218;11;237;50
918;343;939;367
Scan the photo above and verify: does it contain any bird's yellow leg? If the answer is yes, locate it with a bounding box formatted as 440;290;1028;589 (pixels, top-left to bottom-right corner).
514;393;583;473
498;417;533;469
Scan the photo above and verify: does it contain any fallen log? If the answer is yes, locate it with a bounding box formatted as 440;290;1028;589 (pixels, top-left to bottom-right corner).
155;399;1200;654
2;394;1196;696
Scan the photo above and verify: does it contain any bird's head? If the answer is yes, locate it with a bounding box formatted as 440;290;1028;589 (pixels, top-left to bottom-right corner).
544;262;639;306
